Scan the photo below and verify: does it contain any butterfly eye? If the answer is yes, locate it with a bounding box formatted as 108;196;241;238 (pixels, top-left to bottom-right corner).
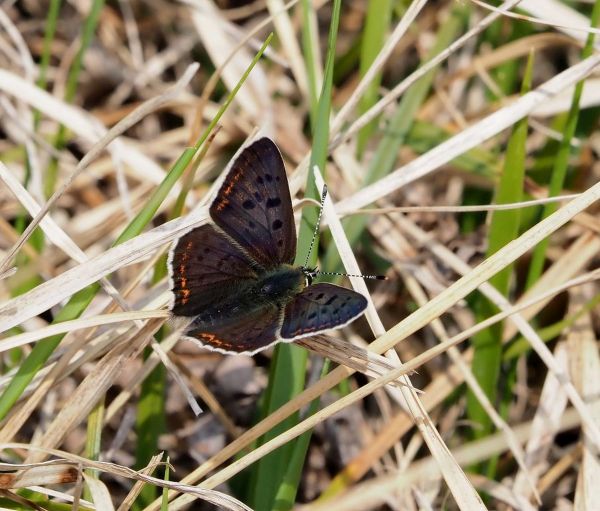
261;283;274;294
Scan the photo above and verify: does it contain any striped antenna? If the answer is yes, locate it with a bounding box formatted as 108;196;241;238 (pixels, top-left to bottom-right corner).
317;270;387;280
302;184;387;281
303;184;328;267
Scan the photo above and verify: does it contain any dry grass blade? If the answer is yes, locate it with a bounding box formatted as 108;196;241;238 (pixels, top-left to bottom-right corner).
0;63;199;273
362;189;600;442
164;179;600;509
336;52;600;214
0;162;144;315
188;1;269;122
353;193;581;214
24;319;162;463
566;286;600;509
116;453;165;511
0;310;168;353
331;0;429;132
512;344;569;503
83;473;115;511
476;0;600;37
300;407;584;511
0;444;251;511
0;460;79;489
3;2;599;508
0;212;207;333
296;335;421;393
314;171;486;509
331;0;524;144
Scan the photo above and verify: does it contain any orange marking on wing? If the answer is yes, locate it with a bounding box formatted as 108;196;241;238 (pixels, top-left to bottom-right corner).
175;240;195;304
180;288;190;304
198;332;232;349
223;168;244;196
215;166;247;211
215;197;229;211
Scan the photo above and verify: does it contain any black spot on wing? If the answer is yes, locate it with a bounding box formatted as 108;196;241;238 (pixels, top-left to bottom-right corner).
209;138;297;268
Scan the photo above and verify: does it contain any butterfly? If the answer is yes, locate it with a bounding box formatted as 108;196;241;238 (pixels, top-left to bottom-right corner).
168;137;368;355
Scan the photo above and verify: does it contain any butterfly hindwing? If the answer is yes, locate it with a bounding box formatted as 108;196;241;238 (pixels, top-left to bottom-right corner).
169;224;261;317
280;283;367;339
185;302;283;354
210;138;296;269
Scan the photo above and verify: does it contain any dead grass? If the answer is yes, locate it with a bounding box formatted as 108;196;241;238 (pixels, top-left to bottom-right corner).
0;0;599;510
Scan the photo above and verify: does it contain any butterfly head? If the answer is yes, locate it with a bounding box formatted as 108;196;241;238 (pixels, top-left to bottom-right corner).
300;266;320;286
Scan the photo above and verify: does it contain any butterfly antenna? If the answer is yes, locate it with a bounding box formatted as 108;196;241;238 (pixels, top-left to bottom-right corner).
317;270;388;280
303;185;387;281
303;184;328;268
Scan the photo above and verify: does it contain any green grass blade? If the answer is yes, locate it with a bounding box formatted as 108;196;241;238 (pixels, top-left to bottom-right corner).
131;135;220;508
161;456;171;511
503;291;600;361
131;132;221;503
467;52;533;440
300;0;320;125
356;0;392;159
134;361;166;510
11;0;63;324
272;360;330;511
247;344;308;509
524;1;600;289
249;3;341;508
83;399;105;501
406;120;499;179
33;0;62;126
44;0;105;199
321;3;469;276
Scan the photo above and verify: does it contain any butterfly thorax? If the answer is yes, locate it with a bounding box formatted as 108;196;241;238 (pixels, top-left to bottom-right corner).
255;265;306;302
191;265;305;328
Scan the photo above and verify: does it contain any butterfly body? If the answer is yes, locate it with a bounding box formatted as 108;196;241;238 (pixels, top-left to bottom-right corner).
187;264;306;329
169;138;368;355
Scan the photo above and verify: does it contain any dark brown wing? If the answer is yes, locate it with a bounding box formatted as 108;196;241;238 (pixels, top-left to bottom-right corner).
280;283;367;339
169;224;260;317
185;302;284;355
209;138;296;269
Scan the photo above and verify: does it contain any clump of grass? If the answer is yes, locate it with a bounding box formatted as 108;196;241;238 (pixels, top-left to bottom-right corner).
1;1;600;510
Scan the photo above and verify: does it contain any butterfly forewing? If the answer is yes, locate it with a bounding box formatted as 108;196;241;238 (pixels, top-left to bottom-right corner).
280;283;367;339
186;302;283;354
169;224;261;317
210;138;296;269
